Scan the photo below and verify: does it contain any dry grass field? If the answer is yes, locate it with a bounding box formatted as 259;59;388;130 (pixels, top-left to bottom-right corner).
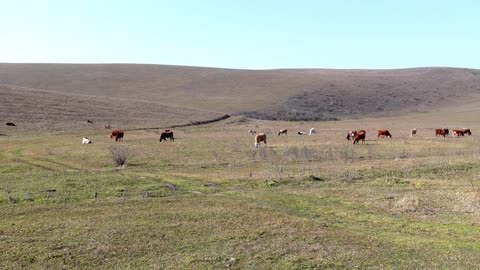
1;64;480;269
1;104;480;269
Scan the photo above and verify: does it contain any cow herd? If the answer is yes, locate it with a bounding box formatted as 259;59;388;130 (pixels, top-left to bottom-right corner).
435;128;472;137
80;129;176;144
4;120;472;150
82;126;474;148
252;128;317;148
3;120;474;148
253;127;473;147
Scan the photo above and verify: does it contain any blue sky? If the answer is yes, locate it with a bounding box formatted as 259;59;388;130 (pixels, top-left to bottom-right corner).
1;0;479;69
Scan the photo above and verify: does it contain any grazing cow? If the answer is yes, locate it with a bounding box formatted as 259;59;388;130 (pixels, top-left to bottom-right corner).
377;129;392;138
463;128;472;136
110;130;124;141
411;128;417;137
298;131;307;135
87;120;94;124
452;129;465;137
353;130;366;145
278;129;288;136
82;137;92;144
6;122;16;126
254;133;267;148
248;130;257;135
444;128;449;137
309;128;317;135
435;129;446;137
346;130;357;141
105;125;112;129
160;130;174;142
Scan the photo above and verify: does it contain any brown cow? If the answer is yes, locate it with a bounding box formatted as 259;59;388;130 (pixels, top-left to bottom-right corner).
435;129;446;137
452;129;464;137
255;133;267;147
278;129;287;136
353;130;366;144
110;130;124;141
377;129;392;138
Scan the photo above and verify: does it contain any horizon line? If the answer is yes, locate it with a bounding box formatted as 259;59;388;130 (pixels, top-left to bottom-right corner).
0;62;478;71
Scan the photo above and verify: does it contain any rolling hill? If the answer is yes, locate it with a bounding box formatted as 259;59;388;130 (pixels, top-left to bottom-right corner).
0;84;222;130
1;63;479;127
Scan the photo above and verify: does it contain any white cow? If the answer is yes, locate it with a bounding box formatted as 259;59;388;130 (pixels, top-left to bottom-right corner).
309;128;317;135
82;137;92;144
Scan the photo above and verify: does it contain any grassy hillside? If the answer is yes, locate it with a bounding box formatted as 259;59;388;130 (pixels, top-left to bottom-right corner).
244;68;480;120
1;111;480;269
1;64;480;121
0;84;222;131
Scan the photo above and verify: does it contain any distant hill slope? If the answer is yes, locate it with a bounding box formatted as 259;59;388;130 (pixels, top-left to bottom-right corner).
243;68;480;120
1;64;479;121
0;84;221;130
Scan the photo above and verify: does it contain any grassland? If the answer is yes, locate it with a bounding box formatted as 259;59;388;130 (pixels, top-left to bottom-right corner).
1;109;480;269
1;63;480;268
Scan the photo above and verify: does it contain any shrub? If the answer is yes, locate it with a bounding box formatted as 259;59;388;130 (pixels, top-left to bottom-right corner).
110;145;128;167
394;194;420;212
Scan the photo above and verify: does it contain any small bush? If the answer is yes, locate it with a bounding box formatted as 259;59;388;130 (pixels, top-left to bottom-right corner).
394;194;420;212
110;145;128;167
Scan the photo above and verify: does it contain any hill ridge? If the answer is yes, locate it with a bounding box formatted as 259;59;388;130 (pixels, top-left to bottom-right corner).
1;63;479;122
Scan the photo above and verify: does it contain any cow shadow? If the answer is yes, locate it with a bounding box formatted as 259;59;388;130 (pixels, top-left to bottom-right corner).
127;162;148;167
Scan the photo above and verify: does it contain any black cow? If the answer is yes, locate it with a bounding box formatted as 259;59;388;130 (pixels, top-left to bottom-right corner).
160;130;174;142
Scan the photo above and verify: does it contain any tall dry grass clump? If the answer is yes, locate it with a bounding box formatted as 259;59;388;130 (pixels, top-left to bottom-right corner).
393;194;420;213
110;145;128;167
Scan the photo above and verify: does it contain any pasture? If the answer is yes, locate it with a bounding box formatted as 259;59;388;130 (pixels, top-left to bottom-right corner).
1;111;480;269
